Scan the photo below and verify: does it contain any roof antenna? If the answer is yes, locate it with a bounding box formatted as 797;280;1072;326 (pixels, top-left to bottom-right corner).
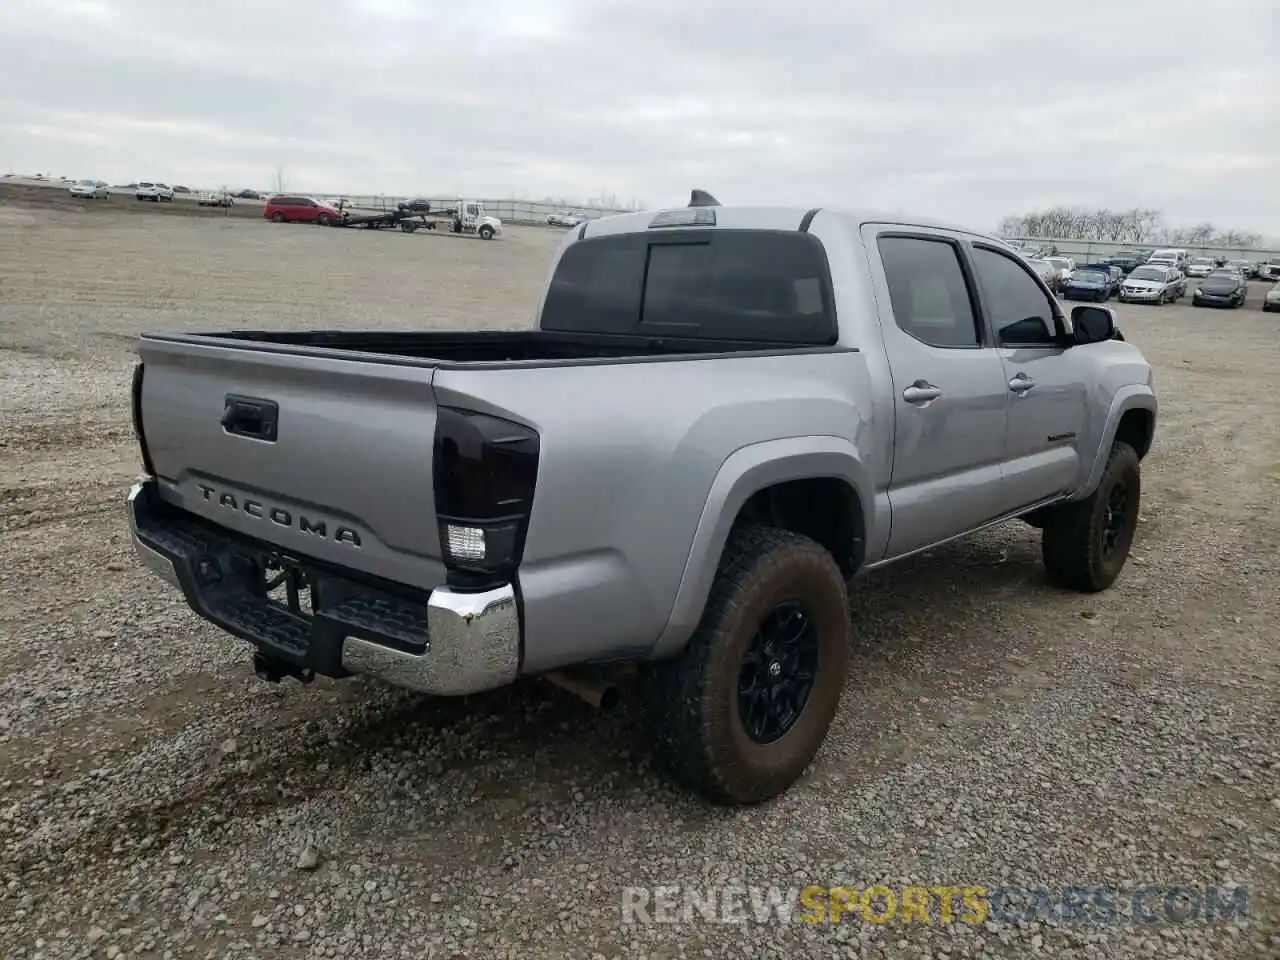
688;189;719;208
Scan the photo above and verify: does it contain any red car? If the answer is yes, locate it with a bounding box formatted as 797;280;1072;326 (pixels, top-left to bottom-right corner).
263;195;345;226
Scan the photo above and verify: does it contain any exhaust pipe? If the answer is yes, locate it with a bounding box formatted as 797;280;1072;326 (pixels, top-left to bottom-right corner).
543;669;620;710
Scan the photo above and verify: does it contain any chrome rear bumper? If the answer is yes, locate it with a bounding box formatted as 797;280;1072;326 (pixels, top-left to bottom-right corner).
127;479;521;696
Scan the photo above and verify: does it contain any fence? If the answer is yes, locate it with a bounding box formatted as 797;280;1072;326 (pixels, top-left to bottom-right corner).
309;194;636;225
1009;236;1280;266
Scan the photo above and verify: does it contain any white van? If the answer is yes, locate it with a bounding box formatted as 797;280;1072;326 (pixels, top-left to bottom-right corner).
1148;248;1188;271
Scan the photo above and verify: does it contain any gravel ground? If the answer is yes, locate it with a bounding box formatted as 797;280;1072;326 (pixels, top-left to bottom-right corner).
1;201;1278;960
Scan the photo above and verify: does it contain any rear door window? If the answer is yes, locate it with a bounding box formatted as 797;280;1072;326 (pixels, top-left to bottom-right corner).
541;230;836;344
876;235;981;348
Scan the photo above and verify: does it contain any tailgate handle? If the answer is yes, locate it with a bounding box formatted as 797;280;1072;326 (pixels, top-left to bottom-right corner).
221;395;279;442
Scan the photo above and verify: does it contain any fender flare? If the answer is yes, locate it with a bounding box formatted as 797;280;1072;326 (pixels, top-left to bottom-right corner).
648;435;873;659
1074;386;1157;498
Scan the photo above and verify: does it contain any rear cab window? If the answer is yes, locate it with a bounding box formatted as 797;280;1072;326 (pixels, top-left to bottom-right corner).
540;230;837;344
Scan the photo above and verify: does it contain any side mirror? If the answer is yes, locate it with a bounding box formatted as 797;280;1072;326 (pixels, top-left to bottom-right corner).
1071;305;1117;345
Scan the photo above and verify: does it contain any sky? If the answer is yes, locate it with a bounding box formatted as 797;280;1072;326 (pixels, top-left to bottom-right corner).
0;0;1277;234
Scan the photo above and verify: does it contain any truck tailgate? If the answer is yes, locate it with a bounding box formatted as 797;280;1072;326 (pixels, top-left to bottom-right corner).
136;335;448;590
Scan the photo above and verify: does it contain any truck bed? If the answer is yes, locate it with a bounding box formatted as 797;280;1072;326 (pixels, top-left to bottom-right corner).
158;328;831;366
133;327;855;597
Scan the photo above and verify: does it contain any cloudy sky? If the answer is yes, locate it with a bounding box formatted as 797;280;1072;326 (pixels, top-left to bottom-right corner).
1;0;1276;233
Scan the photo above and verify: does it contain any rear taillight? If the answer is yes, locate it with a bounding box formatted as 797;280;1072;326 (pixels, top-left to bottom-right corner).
433;406;539;588
130;361;155;475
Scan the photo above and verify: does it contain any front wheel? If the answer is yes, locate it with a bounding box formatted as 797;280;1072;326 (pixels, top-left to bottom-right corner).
1041;442;1141;592
479;225;494;240
317;213;330;226
270;211;285;223
644;526;850;805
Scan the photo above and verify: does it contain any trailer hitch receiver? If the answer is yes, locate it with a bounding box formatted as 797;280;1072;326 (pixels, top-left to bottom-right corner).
253;652;315;685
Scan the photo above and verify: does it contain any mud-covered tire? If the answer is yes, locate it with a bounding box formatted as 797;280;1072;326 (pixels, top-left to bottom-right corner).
1042;441;1141;592
644;525;850;805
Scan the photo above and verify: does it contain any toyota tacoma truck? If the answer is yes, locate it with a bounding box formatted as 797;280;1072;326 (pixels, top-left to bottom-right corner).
125;191;1157;805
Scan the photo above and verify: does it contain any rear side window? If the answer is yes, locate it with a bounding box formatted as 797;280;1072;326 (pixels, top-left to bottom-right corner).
877;236;980;348
540;230;837;344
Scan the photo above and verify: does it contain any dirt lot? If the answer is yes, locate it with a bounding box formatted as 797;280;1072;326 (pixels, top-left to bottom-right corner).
1;197;1278;960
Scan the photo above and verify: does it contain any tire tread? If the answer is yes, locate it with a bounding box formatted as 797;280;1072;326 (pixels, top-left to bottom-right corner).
1042;441;1140;592
646;525;848;804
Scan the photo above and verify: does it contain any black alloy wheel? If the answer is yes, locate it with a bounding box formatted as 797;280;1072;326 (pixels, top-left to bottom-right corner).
738;600;818;744
1101;481;1129;557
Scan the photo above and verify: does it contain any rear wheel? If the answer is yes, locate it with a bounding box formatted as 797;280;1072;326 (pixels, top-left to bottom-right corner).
1042;442;1141;592
645;526;850;805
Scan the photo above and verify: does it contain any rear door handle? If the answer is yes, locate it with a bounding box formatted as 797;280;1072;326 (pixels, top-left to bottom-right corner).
1008;374;1036;395
902;381;942;405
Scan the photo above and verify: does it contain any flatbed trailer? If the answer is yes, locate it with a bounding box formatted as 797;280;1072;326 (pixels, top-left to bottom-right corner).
329;199;502;239
337;207;435;232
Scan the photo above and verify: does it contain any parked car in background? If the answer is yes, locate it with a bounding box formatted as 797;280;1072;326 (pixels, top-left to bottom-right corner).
263;195;347;226
198;190;234;207
1061;264;1116;301
1225;259;1257;279
1185;257;1216;278
1263;281;1280;312
1102;251;1148;275
1192;270;1248;308
1021;242;1058;259
68;179;109;199
1147;248;1188;271
546;211;585;227
136;182;174;202
1023;258;1060;290
1043;256;1077;290
1119;264;1180;304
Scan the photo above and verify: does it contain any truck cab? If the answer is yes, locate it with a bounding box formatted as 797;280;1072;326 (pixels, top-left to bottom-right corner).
449;200;503;240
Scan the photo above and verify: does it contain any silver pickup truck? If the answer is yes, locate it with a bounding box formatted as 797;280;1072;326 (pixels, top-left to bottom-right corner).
126;192;1157;805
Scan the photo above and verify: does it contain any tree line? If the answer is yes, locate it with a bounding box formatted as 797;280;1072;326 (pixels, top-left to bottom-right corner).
997;207;1262;248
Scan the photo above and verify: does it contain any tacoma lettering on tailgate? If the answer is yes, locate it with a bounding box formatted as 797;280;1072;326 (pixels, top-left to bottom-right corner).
196;483;362;547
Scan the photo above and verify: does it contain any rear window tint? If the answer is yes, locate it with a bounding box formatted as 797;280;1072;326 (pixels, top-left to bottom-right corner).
540;230;837;344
